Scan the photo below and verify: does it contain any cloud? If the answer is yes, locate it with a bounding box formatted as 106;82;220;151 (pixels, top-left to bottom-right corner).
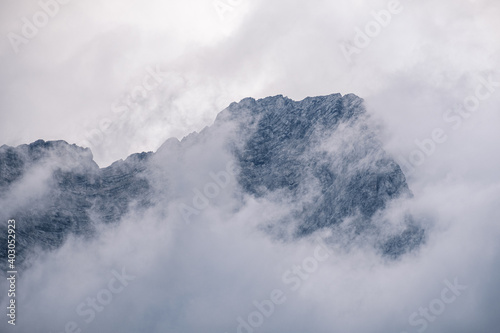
1;0;498;166
0;0;499;332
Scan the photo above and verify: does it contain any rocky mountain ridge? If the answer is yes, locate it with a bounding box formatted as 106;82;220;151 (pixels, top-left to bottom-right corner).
0;93;424;271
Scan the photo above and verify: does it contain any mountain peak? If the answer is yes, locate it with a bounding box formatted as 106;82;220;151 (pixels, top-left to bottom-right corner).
0;93;424;272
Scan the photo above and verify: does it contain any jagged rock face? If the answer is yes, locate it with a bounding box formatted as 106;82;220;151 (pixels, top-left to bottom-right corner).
223;94;423;252
0;94;424;269
0;140;152;269
231;95;408;225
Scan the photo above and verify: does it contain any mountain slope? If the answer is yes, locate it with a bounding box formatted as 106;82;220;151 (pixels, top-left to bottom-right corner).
0;93;424;270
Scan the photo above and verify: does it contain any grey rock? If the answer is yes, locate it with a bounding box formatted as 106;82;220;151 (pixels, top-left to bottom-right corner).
0;93;424;271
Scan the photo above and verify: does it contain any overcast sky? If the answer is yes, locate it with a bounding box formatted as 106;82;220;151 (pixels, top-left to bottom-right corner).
1;1;500;332
0;0;498;166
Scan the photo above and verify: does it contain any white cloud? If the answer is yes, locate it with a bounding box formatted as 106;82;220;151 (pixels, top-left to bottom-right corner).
1;0;499;332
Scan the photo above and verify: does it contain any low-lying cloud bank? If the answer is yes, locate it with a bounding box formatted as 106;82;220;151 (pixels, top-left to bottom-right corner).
1;174;499;333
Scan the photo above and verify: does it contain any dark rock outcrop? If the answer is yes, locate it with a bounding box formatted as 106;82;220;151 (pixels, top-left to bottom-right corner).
0;94;424;270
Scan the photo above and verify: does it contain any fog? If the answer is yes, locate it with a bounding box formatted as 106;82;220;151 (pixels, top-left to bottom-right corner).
1;0;499;332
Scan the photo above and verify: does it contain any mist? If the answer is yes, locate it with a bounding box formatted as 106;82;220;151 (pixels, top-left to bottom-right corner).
1;0;499;332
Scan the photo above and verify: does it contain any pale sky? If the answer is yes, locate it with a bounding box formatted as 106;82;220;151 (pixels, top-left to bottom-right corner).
0;0;498;166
